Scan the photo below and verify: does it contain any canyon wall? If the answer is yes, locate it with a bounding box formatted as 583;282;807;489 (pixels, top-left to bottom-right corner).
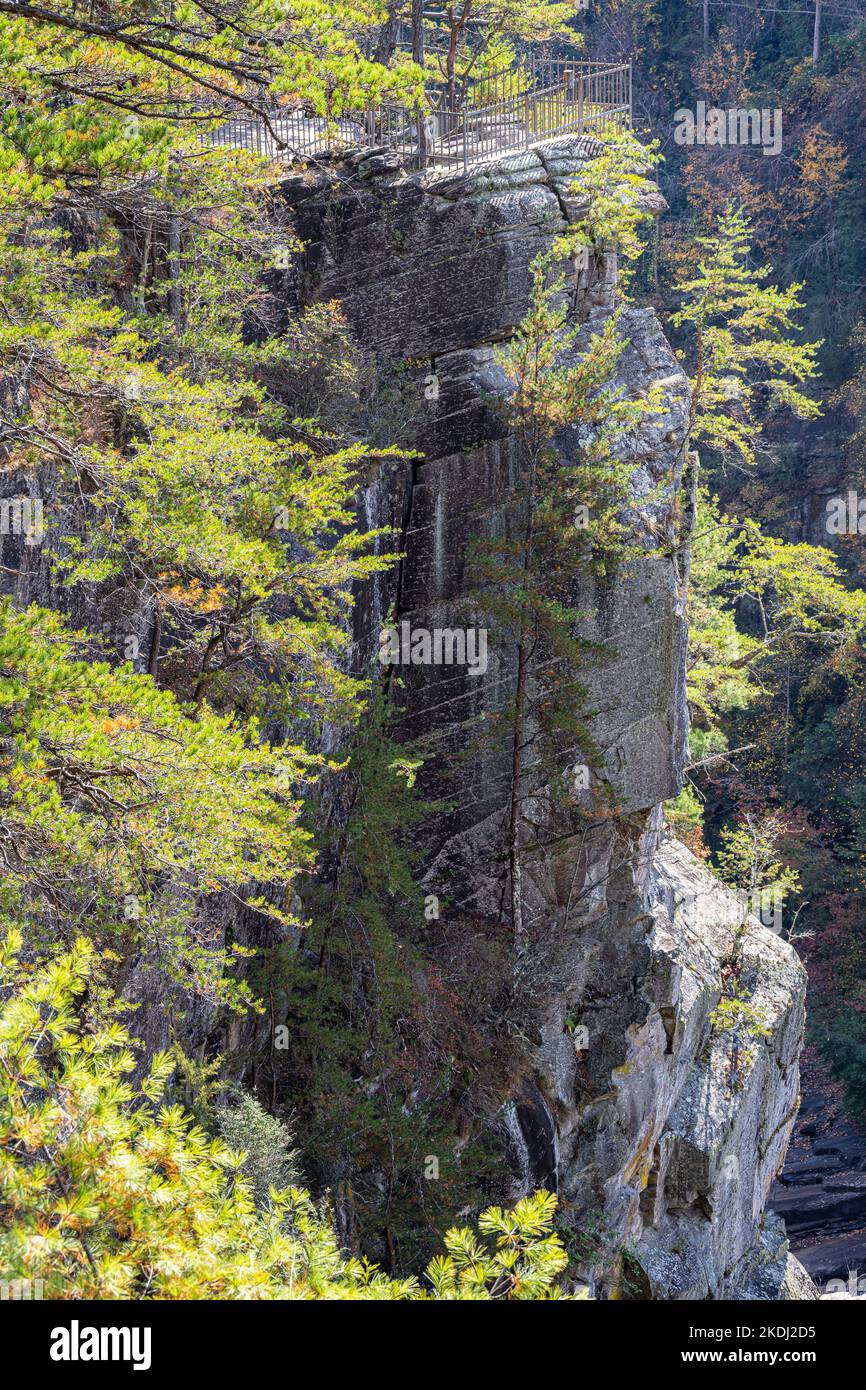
274;135;813;1298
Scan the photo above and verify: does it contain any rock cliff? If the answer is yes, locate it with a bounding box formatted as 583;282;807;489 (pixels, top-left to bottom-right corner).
273;134;813;1298
0;132;814;1299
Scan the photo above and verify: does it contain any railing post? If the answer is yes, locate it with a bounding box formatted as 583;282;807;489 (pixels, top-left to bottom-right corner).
578;72;584;133
628;59;633;127
527;53;535;147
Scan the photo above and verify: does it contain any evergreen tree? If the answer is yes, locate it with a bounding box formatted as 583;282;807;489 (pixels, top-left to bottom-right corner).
0;929;575;1300
671;202;821;469
480;139;664;946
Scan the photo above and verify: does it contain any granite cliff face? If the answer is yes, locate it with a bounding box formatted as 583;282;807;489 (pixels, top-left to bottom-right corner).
274;135;813;1299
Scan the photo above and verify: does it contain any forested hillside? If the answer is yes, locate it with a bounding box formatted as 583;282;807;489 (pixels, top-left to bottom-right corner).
1;0;865;1312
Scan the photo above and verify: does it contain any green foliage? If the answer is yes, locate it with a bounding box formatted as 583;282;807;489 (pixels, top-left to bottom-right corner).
0;0;607;1286
709;929;775;1093
710;993;771;1042
819;1007;866;1117
254;690;515;1268
0;929;574;1300
217;1092;300;1208
425;1190;576;1300
0;599;318;1006
709;984;774;1091
168;1044;225;1128
0;1;423;132
664;783;707;845
422;0;577;99
483;240;661;939
568;128;663;296
585;0;866;1135
715;810;801;911
672;203;822;468
0;150;400;723
0;0;407;1009
686;486;761;727
685;484;866;738
674;481;866;866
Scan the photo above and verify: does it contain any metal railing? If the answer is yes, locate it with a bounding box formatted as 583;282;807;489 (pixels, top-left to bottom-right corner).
207;57;632;173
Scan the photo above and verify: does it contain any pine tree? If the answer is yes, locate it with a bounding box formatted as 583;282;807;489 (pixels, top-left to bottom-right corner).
0;928;576;1300
483;251;631;945
0;600;319;1006
671;202;822;470
477;139;664;947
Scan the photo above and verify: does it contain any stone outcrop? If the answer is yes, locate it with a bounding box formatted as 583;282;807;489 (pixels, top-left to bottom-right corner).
272;136;813;1298
634;838;808;1298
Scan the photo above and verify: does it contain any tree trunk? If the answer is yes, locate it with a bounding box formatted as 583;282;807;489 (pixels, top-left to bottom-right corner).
446;9;458;111
166;159;183;335
703;0;709;50
812;0;822;65
374;2;400;66
508;629;527;945
147;596;162;679
411;0;423;65
412;0;427;166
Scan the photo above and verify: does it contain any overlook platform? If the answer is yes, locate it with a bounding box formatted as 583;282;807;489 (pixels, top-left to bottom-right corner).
210;57;632;174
